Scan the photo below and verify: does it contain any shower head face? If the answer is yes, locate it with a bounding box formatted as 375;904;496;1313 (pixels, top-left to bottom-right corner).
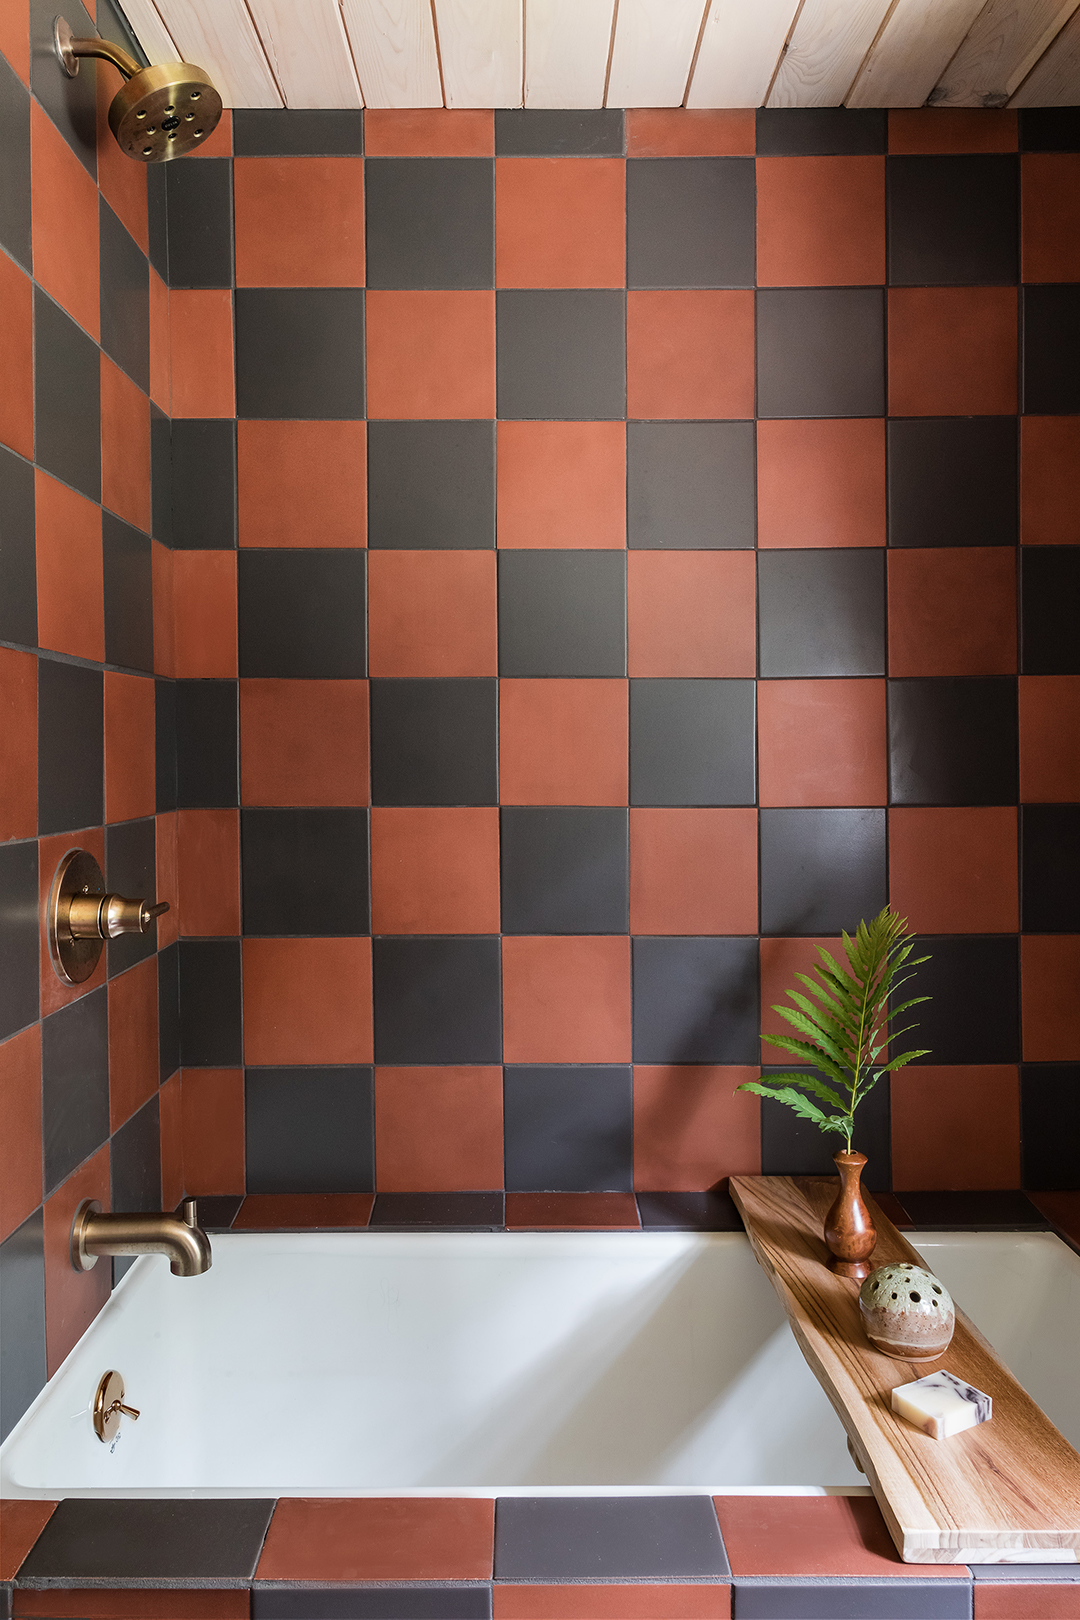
108;62;222;162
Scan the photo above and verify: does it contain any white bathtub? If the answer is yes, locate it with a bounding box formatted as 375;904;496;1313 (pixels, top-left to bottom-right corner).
1;1229;1077;1499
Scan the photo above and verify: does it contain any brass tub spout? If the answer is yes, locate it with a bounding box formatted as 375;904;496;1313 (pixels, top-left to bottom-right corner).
71;1198;212;1277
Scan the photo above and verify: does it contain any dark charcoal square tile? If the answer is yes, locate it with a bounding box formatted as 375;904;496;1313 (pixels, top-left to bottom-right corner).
0;445;36;646
147;164;168;281
110;1093;161;1212
629;679;755;806
185;1193;244;1230
632;936;759;1064
758;550;885;676
368;421;495;549
370;679;498;806
1022;805;1080;932
99;197;150;393
151;405;172;546
760;808;887;936
254;1585;493;1619
637;1189;744;1230
494;1496;729;1580
170;419;237;550
504;1066;633;1192
0;53;31;270
1020;108;1080;151
366;158;493;290
165;157;233;288
106;816;157;977
969;1563;1080;1580
501;808;628;934
156;677;177;813
1022;547;1080;674
29;0;96;177
898;1190;1047;1226
888;678;1019;805
372;936;501;1063
0;1210;46;1445
627;421;755;550
496;109;623;156
246;1066;374;1193
38;657;103;834
42;987;109;1195
1023;285;1080;415
497;290;625;420
909;935;1019;1064
178;939;242;1066
233;109;365;155
888;155;1018;285
627;158;755;290
103;513;153;672
369;1192;505;1230
756;288;885;420
18;1497;276;1581
158;940;180;1081
235;288;365;420
498;551;626;676
175;681;234;800
756;107;886;156
238;550;366;678
760;1064;892;1190
0;840;39;1042
887;418;1017;548
34;288;100;501
242;807;370;936
1022;1065;1080;1190
732;1579;970;1618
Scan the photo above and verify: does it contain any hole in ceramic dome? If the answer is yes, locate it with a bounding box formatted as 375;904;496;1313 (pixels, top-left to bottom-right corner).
933;1285;942;1294
910;1292;921;1302
891;1292;897;1299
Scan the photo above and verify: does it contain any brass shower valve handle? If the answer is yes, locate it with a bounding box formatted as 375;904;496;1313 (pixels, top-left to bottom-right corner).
47;849;170;985
68;892;170;940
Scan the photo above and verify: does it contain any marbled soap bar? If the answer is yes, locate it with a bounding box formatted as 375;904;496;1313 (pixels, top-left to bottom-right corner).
892;1369;992;1440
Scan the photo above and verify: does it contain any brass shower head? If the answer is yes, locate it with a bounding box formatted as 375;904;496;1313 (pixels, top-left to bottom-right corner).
54;15;222;162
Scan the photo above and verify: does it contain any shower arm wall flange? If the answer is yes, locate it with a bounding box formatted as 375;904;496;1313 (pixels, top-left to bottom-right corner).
54;16;139;80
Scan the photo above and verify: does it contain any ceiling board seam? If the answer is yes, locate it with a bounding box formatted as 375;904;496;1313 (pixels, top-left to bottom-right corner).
681;0;714;107
1005;0;1080;105
521;0;526;108
239;0;286;105
1004;0;1080;95
428;0;448;108
926;0;990;107
335;0;366;108
144;0;181;62
602;0;621;108
763;0;807;107
844;0;904;106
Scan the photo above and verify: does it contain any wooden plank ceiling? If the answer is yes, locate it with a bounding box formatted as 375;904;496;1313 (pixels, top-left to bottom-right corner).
117;0;1080;109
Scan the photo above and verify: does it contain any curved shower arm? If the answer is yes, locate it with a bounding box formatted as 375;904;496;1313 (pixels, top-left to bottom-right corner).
55;17;140;80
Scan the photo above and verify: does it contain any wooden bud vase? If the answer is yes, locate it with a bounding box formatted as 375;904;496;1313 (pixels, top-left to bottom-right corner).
824;1149;876;1281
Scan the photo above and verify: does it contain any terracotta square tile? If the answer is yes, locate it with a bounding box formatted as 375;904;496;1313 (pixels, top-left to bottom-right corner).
1020;676;1080;801
756;155;885;286
759;936;843;1047
1022;934;1080;1062
243;937;373;1066
256;1497;494;1580
30;99;99;339
43;1144;111;1376
156;810;179;949
758;679;888;808
187;108;232;159
974;1585;1080;1619
626;109;754;157
0;0;31;85
505;1192;640;1229
237;420;366;548
496;421;625;549
107;955;158;1133
892;1064;1021;1189
152;540;175;677
0;646;37;841
181;1068;245;1195
633;1065;759;1190
627;291;755;420
368;551;497;677
0;1024;43;1241
240;678;369;806
757;419;885;549
888;287;1017;416
100;356;151;532
889;806;1018;933
233;1192;374;1229
169;290;235;418
14;1593;249;1618
888;109;1017;154
35;469;104;662
0;1501;57;1583
234;156;364;287
371;807;499;934
159;1068;183;1207
96;70;148;254
629;808;757;934
176;808;241;936
38;829;108;1020
366;290;495;419
365;109;495;157
149;268;170;413
171;551;238;678
374;1065;503;1191
1022;153;1080;282
502;935;631;1063
888;549;1016;677
713;1494;961;1577
496;158;624;288
500;679;628;806
0;248;34;458
627;552;755;678
1021;417;1080;545
104;671;156;824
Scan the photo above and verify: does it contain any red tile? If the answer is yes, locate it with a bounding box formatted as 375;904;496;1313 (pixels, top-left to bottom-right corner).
107;955;158;1133
169;290;235;418
233;1192;373;1230
505;1192;640;1230
104;671;156;824
170;551;238;678
96;69;148;254
496;158;625;288
633;1066;760;1190
627;552;755;678
0;1024;43;1242
1028;1190;1080;1249
888;287;1017;416
757;419;885;549
757;156;885;286
713;1494;962;1577
35;469;104;662
889;806;1018;933
627;291;755;420
758;679;888;808
374;1066;503;1192
176;808;241;936
892;1065;1021;1190
502;936;631;1064
626;109;754;157
974;1582;1080;1618
160;1068;183;1207
888;108;1017;153
368;550;497;677
1022;935;1080;1062
38;829;108;1019
235;156;364;287
496;421;626;549
152;540;175;677
0;248;33;458
364;109;494;157
0;645;37;840
499;679;628;806
1020;676;1080;801
181;1068;245;1195
1021;417;1080;545
759;936;842;1047
494;1586;730;1619
0;1500;56;1582
149;267;170;414
13;1589;249;1618
240;679;369;806
186;107;232;159
30;99;99;338
888;549;1016;677
237;420;366;548
366;291;495;419
156;809;179;950
0;0;31;85
1022;153;1080;281
100;356;151;532
629;808;757;935
256;1497;494;1580
243;938;373;1066
370;807;500;934
43;1144;111;1376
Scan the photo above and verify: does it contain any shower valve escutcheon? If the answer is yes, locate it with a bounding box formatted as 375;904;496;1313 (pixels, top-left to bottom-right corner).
47;849;170;985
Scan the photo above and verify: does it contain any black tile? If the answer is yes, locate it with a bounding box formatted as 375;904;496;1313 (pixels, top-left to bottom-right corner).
759;1064;892;1189
970;1563;1080;1580
898;1190;1046;1228
0;52;31;270
503;1065;633;1192
495;109;624;156
908;935;1020;1064
110;1092;161;1211
233;108;364;156
1021;547;1080;674
0;1210;46;1445
497;290;625;420
254;1586;493;1620
103;512;153;672
0;445;36;646
170;419;237;550
38;656;103;834
105;816;157;977
241;807;370;935
370;679;498;806
29;0;96;177
0;839;39;1042
185;1193;243;1230
1020;108;1080;151
99;196;150;393
887;418;1018;548
758;550;885;677
369;1192;504;1230
731;1578;970;1618
627;158;755;290
498;550;626;677
1023;284;1080;414
96;0;147;72
34;288;101;500
155;677;177;813
368;421;495;549
151;405;172;546
501;807;628;934
175;680;237;808
178;939;243;1066
759;808;887;936
1022;1064;1080;1190
636;1189;744;1230
372;936;501;1063
629;679;755;807
41;987;110;1195
236;288;365;419
888;678;1019;805
245;1066;374;1193
366;158;493;290
158;940;180;1081
165;156;233;288
1022;805;1080;931
627;421;755;550
18;1497;276;1581
238;549;366;678
494;1496;729;1580
632;936;759;1063
147;164;168;281
756;288;885;420
888;155;1018;285
756;107;886;156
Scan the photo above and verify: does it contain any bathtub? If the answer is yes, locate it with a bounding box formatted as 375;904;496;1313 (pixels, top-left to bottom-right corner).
2;1228;1077;1500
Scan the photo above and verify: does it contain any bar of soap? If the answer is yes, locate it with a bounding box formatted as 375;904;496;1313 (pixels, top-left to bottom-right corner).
892;1369;992;1440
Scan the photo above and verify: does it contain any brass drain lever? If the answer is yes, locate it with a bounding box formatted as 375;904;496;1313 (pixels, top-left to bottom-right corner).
93;1371;140;1443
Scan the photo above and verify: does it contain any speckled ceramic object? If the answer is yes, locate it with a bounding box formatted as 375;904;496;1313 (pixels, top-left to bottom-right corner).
859;1262;955;1361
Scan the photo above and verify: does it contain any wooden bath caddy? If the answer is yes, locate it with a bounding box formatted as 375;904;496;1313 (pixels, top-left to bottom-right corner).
728;1174;1080;1566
